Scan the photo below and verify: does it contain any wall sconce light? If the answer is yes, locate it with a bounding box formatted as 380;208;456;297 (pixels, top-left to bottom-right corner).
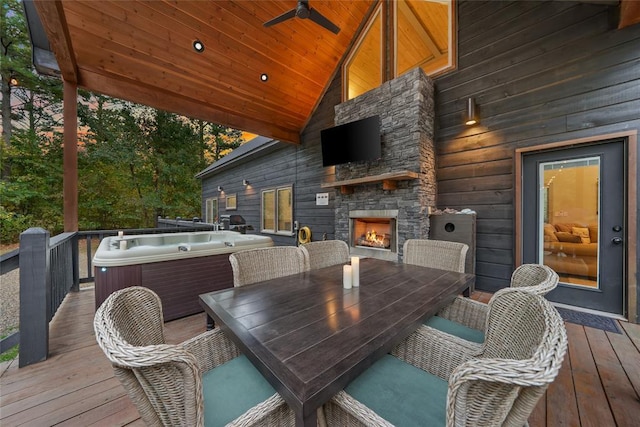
217;186;223;192
465;97;479;126
242;179;249;186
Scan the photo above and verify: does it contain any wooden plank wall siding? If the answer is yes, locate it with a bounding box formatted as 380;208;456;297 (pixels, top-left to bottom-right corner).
202;0;640;294
435;0;640;291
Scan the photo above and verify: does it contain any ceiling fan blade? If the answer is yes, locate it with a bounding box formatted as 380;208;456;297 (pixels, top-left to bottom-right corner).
263;8;297;28
309;8;340;34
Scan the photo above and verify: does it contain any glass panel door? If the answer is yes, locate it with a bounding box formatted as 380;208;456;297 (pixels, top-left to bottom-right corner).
522;139;625;315
539;158;600;288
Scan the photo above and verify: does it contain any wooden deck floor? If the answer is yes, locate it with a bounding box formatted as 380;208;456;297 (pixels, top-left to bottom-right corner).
1;288;639;426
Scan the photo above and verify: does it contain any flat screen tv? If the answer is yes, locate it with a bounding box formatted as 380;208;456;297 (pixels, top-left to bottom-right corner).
321;116;381;167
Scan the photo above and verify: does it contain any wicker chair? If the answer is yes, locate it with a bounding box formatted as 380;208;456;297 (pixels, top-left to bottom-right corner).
300;240;350;270
94;286;295;427
428;264;560;343
324;288;568;426
402;239;469;273
229;246;307;287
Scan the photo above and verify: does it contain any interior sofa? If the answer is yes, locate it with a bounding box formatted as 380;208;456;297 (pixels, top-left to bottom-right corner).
543;223;598;279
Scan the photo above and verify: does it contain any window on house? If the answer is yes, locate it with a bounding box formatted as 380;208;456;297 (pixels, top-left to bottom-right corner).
344;4;383;100
225;193;237;210
343;0;456;101
261;186;293;235
395;0;454;77
205;197;218;223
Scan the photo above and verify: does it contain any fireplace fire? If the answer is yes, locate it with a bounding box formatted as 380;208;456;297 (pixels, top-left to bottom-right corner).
352;218;394;251
348;209;398;261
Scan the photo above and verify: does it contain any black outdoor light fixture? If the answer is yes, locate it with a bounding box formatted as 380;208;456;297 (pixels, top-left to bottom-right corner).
193;40;205;53
260;73;269;82
217;186;223;192
465;97;479;126
242;179;250;186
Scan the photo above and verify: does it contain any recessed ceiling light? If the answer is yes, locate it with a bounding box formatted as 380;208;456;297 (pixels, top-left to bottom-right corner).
260;73;269;82
193;40;204;53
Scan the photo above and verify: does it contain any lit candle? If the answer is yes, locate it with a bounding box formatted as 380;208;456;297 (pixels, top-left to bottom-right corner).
119;240;127;250
118;231;124;237
343;265;352;289
351;256;360;287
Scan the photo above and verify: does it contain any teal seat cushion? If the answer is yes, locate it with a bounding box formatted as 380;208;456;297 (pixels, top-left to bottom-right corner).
345;354;448;427
202;355;276;427
424;315;485;343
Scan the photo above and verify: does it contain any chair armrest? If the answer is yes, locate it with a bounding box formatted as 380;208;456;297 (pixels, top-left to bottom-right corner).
181;327;241;372
446;356;553;426
391;326;482;380
328;391;395;427
437;296;489;331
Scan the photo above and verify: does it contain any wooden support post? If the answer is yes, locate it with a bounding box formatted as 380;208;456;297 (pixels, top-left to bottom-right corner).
19;228;51;367
63;80;78;232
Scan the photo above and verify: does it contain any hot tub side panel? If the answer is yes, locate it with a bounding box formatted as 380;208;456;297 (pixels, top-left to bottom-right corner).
95;253;233;321
95;265;142;311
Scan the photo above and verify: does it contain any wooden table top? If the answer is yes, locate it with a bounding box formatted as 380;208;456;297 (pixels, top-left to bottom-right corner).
199;258;474;426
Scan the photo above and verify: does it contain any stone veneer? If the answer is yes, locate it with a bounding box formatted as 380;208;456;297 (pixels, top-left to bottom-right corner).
333;68;436;260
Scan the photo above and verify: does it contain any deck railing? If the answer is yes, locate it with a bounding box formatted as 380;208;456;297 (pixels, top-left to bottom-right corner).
0;219;214;367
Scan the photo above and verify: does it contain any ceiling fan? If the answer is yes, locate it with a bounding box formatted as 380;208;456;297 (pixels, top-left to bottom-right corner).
263;1;340;34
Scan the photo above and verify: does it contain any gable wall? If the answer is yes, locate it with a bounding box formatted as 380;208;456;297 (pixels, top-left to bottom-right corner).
436;0;640;292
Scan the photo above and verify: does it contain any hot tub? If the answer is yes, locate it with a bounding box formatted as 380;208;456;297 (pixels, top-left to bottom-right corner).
93;231;273;320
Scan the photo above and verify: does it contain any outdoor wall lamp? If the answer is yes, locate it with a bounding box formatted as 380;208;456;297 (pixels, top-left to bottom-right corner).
217;186;223;192
242;179;250;186
465;97;479;126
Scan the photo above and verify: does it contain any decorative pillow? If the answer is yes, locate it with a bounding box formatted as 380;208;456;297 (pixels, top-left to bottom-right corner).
554;223;574;233
554;231;582;243
572;227;591;244
588;224;598;243
544;224;559;242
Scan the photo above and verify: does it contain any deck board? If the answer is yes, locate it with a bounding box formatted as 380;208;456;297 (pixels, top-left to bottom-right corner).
1;288;639;426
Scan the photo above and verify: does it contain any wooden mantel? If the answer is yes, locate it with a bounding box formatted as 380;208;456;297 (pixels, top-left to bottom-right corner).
321;170;420;194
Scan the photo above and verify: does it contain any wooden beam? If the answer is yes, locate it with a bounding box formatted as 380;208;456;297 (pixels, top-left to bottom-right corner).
322;170;419;194
398;0;443;60
78;70;301;144
63;80;78;232
33;0;78;84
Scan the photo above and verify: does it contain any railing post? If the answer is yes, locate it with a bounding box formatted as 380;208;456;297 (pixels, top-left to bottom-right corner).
19;227;50;367
71;234;80;292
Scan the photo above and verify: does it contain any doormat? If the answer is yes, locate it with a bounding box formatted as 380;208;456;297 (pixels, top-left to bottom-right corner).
555;307;621;334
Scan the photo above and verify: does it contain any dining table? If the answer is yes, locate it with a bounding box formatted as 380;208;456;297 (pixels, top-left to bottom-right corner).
199;257;474;427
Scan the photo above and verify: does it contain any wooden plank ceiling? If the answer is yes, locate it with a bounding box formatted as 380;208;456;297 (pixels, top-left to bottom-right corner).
33;0;375;144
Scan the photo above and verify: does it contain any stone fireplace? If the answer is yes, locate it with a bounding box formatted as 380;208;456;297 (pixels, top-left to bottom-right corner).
332;68;435;261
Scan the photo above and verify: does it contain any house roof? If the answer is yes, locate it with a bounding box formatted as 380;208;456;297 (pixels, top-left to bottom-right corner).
195;135;282;179
24;0;377;144
23;0;640;147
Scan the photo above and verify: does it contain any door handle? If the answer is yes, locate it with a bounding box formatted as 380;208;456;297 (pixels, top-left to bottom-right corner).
611;237;623;245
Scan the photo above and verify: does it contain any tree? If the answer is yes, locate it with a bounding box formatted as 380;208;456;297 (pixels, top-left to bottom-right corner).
1;0;64;242
2;0;32;177
0;1;246;243
192;119;244;164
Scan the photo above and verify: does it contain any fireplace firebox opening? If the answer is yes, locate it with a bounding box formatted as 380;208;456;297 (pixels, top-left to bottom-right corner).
353;218;395;251
348;210;399;260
